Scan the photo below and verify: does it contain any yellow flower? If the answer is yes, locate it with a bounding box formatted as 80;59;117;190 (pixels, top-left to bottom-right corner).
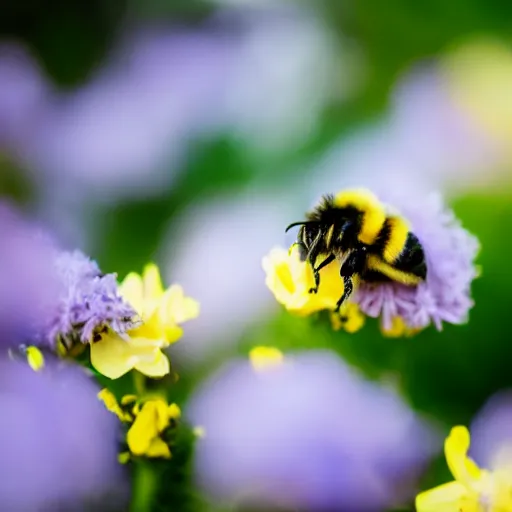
249;346;284;372
442;38;512;151
330;303;365;333
262;246;365;333
381;316;419;338
127;399;181;459
416;426;512;512
90;263;199;380
262;245;344;316
25;346;45;371
98;390;181;460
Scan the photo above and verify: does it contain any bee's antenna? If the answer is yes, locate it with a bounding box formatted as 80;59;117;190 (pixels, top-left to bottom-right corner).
285;221;317;233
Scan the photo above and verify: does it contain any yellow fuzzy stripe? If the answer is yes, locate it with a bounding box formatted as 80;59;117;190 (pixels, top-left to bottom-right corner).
383;217;410;263
333;188;386;245
367;255;423;285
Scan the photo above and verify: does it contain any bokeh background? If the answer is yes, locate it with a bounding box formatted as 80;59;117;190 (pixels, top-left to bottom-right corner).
2;0;512;510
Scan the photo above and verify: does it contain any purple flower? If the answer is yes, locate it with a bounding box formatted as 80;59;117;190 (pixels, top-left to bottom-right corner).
0;202;60;345
470;390;512;470
187;350;438;511
354;190;479;331
0;357;128;510
45;250;138;346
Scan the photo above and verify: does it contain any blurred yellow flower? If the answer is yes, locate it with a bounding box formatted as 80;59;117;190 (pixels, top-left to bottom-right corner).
443;38;512;153
262;245;364;332
97;389;132;422
330;303;365;333
98;390;181;460
127;399;181;459
249;346;284;372
91;263;199;380
381;316;419;338
416;426;512;512
26;346;45;371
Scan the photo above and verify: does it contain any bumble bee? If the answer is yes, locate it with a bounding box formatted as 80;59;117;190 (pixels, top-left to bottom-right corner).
286;189;427;312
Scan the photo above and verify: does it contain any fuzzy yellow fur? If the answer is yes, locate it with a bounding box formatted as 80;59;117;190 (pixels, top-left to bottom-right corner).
333;189;386;245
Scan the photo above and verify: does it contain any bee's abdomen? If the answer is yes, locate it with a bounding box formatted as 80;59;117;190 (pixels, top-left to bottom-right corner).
393;232;427;280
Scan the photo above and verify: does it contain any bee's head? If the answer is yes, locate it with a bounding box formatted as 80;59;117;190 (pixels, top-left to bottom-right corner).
285;221;320;250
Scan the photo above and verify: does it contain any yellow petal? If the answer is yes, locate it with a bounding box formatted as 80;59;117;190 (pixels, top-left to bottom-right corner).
91;334;138;379
127;402;160;456
159;285;200;325
262;246;343;316
98;388;121;416
167;403;181;420
445;426;481;486
26;346;45;371
142;263;165;300
145;437;171;458
119;272;145;315
415;481;468;512
249;346;284;372
134;349;170;378
121;394;138;406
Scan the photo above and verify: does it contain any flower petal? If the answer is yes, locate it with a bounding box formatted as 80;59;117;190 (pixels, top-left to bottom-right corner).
262;246;345;316
160;285;200;325
134;349;170;378
119;272;144;315
415;481;467;512
90;333;137;379
142;263;164;300
127;402;160;456
445;426;481;485
145;437;171;458
98;389;131;422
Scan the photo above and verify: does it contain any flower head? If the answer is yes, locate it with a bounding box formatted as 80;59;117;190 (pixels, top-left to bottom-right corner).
355;191;479;332
46;250;138;347
188;349;437;510
416;426;512;512
98;390;181;460
90;263;199;379
262;245;364;332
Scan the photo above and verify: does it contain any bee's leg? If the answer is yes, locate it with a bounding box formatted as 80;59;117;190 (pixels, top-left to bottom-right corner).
309;253;335;294
334;247;366;311
335;275;354;312
291;241;308;262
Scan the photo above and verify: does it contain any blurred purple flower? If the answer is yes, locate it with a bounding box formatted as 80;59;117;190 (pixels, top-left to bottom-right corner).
0;357;128;510
187;350;438;511
0;202;60;345
470;390;512;470
45;250;138;346
354;190;479;331
22;27;233;200
0;43;47;149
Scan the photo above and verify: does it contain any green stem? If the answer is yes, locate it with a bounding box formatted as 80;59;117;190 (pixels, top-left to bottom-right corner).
130;460;157;512
133;370;146;396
